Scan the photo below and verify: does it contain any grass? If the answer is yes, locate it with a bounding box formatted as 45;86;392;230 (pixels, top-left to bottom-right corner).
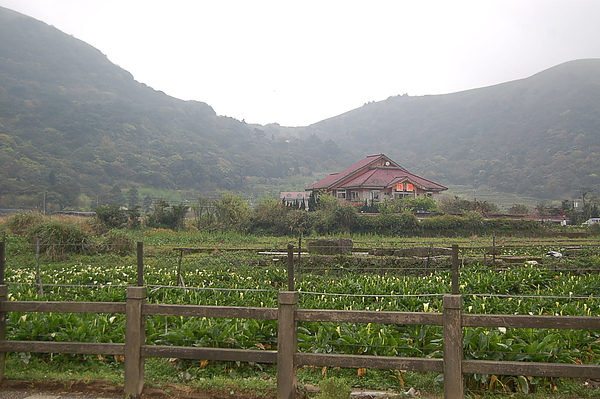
3;355;279;397
5;356;598;398
4;354;124;385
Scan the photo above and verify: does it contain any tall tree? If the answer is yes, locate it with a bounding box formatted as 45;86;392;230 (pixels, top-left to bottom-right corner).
126;186;139;209
213;193;251;232
105;184;124;206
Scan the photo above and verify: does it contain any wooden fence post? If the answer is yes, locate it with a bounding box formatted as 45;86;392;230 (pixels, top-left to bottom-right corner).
125;286;147;398
278;291;298;399
443;294;463;399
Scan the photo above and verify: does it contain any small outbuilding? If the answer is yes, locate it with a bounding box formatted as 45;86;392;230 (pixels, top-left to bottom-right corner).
280;191;311;210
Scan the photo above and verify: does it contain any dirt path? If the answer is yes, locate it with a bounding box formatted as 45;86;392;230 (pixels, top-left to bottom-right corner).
0;380;276;399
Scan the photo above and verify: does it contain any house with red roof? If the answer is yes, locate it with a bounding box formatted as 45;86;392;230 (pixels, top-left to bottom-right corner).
306;154;447;204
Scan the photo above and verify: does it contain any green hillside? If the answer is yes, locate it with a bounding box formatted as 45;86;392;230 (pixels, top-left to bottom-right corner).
307;59;600;200
1;5;599;211
0;6;345;210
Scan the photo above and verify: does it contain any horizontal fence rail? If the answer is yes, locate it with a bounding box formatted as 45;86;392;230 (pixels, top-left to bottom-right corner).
1;301;126;314
295;308;443;325
0;241;599;399
143;303;278;320
2;341;125;356
463;313;600;329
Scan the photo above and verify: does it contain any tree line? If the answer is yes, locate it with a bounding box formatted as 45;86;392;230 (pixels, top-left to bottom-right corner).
91;193;589;237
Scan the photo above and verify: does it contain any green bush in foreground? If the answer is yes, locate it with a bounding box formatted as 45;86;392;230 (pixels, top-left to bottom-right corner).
315;377;352;399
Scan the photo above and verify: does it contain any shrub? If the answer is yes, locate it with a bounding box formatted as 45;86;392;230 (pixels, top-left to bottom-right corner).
30;221;91;259
331;205;358;233
100;229;135;255
395;211;419;233
311;210;336;235
5;212;46;236
213;193;251;233
588;223;600;235
463;210;485;234
191;197;217;231
315;377;351;399
484;218;544;234
145;200;189;231
248;198;289;235
95;205;141;231
95;205;128;229
421;214;466;235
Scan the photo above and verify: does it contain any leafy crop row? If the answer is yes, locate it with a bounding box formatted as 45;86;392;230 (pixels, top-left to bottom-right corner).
2;240;600;394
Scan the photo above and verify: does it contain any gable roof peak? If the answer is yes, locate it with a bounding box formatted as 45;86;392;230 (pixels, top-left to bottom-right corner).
365;154;407;171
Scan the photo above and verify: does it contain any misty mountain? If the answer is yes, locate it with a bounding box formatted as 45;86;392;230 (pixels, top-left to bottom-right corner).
306;59;600;200
1;5;599;211
0;6;345;209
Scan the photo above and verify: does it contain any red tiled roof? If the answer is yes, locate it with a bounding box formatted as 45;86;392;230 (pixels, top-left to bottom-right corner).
307;154;401;190
342;167;447;191
306;154;446;192
306;173;341;191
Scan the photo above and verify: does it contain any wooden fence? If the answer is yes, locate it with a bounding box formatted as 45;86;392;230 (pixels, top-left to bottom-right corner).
0;242;599;399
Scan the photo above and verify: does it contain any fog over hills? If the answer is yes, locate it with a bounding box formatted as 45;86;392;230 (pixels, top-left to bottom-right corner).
0;6;344;209
1;5;599;210
306;59;600;200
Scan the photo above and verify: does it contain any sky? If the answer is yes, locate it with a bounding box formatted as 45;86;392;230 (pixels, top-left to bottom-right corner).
1;1;599;126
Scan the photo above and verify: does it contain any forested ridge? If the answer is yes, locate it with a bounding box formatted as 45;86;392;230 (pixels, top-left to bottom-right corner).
307;59;600;200
1;5;600;211
0;6;345;209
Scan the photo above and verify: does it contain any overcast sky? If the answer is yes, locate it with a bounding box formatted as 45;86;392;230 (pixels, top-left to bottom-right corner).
1;0;599;126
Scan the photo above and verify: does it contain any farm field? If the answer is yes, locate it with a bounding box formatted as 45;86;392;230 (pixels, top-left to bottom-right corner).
1;229;600;398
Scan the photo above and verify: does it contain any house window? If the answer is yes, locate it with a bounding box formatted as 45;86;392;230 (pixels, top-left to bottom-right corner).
336;190;346;199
